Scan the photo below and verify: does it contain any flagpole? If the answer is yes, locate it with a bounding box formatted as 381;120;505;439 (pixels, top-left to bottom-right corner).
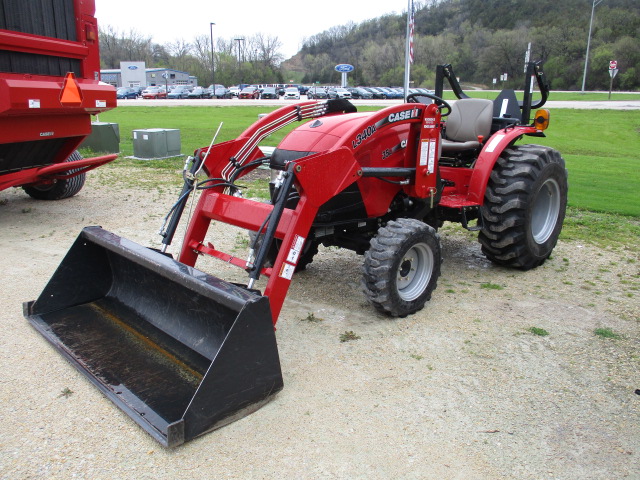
403;0;413;102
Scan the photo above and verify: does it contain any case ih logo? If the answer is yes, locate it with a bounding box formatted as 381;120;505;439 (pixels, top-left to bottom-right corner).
387;108;420;124
352;108;422;149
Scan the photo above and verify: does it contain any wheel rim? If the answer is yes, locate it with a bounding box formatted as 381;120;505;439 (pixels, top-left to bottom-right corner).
396;243;434;301
531;178;561;244
31;181;57;192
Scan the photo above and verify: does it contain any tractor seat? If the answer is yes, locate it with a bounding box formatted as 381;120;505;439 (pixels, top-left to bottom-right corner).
441;98;493;153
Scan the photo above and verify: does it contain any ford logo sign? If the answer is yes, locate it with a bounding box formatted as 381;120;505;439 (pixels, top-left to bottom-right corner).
335;64;354;73
128;65;138;70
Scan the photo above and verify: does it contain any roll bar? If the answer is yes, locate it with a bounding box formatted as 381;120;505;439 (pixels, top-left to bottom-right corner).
434;62;550;125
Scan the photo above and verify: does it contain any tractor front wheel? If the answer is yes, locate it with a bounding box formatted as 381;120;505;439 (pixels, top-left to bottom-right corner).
478;144;568;270
362;218;441;317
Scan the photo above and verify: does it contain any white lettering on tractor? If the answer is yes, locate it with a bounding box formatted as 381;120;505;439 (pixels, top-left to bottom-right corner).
352;125;377;149
387;108;419;124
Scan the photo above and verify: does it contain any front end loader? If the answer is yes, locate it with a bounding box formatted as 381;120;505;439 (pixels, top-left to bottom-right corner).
24;62;567;446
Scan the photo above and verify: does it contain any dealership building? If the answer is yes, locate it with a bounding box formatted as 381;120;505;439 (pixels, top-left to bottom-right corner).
100;62;197;88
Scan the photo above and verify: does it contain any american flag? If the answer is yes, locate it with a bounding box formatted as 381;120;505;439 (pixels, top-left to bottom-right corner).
408;0;415;64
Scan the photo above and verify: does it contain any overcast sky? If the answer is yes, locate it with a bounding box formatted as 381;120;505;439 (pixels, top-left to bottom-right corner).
95;0;408;59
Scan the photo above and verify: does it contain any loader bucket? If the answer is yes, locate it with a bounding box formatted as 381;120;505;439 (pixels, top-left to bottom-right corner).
24;226;283;447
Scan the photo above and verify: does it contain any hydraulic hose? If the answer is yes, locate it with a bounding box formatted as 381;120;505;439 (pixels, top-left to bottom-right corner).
160;155;203;249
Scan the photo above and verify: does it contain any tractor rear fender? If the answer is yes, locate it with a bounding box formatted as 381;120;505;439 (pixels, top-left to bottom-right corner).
466;125;538;205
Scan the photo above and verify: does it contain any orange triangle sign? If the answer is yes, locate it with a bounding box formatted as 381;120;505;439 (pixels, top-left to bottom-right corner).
60;72;83;106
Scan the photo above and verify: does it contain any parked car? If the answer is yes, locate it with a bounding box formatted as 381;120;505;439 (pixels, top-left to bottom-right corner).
188;87;211;99
116;87;138;99
208;84;231;99
283;87;300;100
306;87;327;99
142;87;167;99
327;87;351;99
238;86;260;99
260;87;279;99
362;87;386;99
167;86;190;99
348;87;374;99
379;87;403;99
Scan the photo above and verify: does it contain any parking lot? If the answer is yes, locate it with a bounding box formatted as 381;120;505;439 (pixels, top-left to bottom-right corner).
116;96;640;110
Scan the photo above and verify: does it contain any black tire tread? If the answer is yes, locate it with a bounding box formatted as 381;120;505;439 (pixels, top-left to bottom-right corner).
478;144;568;270
23;151;86;200
362;218;441;317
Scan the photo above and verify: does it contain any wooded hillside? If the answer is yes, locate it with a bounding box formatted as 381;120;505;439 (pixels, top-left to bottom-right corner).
291;0;639;89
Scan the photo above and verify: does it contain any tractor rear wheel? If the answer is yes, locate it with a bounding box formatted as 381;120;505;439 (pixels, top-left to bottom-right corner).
478;144;568;270
362;218;441;317
23;150;86;200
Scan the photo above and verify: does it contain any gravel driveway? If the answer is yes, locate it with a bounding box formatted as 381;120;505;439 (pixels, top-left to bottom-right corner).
1;164;638;479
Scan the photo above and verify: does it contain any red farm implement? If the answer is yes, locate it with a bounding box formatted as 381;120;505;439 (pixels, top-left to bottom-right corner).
0;0;117;199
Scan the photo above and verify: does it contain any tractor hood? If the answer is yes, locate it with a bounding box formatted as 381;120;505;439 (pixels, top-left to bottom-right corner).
278;112;374;153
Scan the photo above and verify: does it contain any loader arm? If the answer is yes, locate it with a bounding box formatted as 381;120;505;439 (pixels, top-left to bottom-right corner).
180;147;361;323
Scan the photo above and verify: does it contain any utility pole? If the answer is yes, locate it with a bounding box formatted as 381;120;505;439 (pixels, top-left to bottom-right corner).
581;0;605;93
209;22;216;88
234;38;245;85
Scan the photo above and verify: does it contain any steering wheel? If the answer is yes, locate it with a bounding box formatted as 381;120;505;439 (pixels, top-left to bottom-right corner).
406;92;452;117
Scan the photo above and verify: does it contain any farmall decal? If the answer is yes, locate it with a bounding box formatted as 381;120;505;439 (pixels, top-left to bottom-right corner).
352;107;421;149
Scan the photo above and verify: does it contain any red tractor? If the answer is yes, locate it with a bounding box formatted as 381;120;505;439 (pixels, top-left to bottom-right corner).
26;62;567;446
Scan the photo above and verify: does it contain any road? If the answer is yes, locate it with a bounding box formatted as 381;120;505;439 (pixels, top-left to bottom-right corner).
118;97;640;109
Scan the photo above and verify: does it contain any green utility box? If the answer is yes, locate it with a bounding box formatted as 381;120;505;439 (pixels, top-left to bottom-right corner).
132;128;181;159
80;122;120;154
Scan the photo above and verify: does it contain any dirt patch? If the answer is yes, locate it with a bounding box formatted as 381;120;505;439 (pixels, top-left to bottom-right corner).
0;168;638;480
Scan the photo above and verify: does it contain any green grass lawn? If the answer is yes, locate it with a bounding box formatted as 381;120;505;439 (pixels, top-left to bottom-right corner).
98;105;383;156
94;104;639;248
98;105;639;215
529;109;640;217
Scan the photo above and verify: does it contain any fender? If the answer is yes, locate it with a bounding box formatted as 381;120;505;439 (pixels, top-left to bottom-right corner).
466;125;539;205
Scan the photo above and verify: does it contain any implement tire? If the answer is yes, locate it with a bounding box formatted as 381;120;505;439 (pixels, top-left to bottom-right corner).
23;151;86;200
362;218;441;317
478;144;568;270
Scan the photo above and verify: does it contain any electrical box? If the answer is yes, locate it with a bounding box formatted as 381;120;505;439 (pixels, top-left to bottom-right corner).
132;128;181;159
80;122;120;154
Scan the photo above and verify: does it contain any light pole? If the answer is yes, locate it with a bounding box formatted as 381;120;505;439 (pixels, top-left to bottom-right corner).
581;0;604;93
209;22;216;89
234;38;245;63
234;38;245;85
